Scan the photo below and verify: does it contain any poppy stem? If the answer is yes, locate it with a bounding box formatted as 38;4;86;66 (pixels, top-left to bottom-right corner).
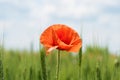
56;50;60;80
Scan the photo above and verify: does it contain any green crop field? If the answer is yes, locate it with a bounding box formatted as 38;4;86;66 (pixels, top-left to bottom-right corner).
0;45;120;80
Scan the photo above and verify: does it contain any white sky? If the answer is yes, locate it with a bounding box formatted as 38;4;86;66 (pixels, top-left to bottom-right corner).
0;0;120;53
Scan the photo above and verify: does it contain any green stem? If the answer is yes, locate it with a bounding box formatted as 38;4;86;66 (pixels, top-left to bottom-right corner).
0;29;4;80
40;49;47;80
78;47;82;80
56;50;60;80
96;62;101;80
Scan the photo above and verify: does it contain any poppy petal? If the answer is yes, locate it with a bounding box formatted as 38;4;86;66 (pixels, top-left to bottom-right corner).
57;40;73;50
47;46;58;52
68;43;82;52
40;27;53;48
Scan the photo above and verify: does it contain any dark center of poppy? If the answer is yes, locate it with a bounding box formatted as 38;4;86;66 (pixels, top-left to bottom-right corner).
55;29;72;45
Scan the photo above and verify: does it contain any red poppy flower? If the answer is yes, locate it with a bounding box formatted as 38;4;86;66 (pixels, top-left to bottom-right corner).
40;24;82;54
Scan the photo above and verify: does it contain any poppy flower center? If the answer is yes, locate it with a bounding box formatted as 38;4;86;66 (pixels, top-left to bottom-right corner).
55;29;72;45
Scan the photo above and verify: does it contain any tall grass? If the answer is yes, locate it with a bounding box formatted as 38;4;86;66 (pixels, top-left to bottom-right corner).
40;49;47;80
78;47;82;80
0;28;4;80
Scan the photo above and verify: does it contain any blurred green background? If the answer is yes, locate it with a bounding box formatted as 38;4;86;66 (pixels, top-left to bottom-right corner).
0;45;120;80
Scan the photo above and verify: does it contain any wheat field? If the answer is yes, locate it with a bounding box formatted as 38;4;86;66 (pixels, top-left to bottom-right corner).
0;45;120;80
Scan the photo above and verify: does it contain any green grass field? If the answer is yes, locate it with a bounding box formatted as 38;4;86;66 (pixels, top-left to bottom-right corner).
0;45;120;80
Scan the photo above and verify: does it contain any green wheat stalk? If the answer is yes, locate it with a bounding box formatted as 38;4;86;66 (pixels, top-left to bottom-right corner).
78;47;82;80
0;59;4;80
0;26;5;80
38;70;42;80
5;68;9;80
78;23;83;80
29;66;33;80
96;62;101;80
40;48;47;80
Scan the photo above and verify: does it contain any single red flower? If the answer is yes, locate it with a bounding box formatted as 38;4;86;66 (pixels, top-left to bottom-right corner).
40;24;82;54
